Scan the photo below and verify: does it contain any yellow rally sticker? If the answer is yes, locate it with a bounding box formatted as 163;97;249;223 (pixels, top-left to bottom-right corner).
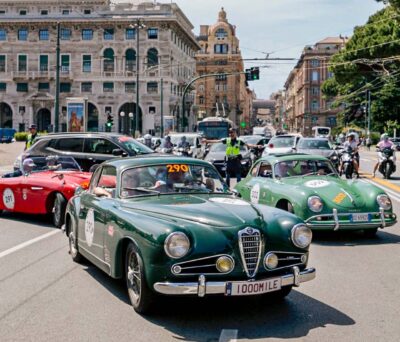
333;192;346;204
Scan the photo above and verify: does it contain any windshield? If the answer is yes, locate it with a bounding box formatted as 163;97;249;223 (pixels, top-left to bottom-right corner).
120;163;229;198
169;135;196;146
210;142;247;152
316;128;330;135
24;156;81;172
240;136;261;145
269;136;296;148
113;136;154;155
274;159;336;178
298;139;331;150
198;122;229;140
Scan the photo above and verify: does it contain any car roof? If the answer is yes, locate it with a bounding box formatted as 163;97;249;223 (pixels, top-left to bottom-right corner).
259;153;329;164
102;155;212;170
298;137;329;141
36;132;127;139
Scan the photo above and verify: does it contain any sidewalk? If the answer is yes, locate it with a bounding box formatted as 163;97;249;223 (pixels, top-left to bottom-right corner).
0;141;25;170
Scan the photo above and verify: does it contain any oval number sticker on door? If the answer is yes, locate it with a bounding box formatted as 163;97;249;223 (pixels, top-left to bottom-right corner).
3;188;15;209
85;209;95;247
250;184;260;204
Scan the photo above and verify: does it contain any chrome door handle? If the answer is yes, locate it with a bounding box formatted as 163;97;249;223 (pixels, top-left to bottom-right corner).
31;187;43;190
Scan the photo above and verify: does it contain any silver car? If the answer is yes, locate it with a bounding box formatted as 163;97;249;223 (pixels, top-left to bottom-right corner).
295;137;339;169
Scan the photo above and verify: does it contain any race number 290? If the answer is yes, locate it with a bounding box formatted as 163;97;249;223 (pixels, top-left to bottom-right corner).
167;164;189;173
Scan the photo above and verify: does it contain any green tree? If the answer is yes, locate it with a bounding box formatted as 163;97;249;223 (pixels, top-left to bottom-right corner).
322;4;400;132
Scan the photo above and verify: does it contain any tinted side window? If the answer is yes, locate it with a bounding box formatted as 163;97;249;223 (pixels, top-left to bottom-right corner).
54;138;84;152
84;138;119;154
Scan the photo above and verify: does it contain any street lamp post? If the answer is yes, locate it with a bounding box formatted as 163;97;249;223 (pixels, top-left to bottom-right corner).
55;22;60;132
120;111;125;134
129;112;133;135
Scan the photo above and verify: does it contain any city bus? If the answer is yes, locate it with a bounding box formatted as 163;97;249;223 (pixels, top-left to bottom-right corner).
197;117;235;140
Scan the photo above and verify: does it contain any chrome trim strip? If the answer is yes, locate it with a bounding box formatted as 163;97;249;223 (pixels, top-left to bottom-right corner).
198;275;206;297
293;266;300;287
153;268;316;296
238;227;263;278
31;187;44;190
171;254;235;276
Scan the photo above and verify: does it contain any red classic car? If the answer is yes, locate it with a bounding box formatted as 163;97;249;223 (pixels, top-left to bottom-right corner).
0;156;92;227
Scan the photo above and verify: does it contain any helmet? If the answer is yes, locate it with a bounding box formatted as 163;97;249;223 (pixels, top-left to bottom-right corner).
347;133;355;139
144;134;152;140
165;135;171;140
339;133;344;138
181;136;187;141
381;133;389;140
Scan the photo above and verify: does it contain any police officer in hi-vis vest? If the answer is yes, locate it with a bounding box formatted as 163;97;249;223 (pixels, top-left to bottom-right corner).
203;128;262;187
24;124;38;151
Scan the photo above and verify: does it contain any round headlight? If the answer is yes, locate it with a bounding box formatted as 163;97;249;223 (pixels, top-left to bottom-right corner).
164;232;190;259
216;256;234;273
377;194;392;210
307;196;323;213
291;224;313;249
264;253;279;269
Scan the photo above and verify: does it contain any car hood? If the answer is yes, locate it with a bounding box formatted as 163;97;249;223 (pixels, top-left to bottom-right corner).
281;176;367;208
205;151;226;162
120;194;264;228
296;149;334;157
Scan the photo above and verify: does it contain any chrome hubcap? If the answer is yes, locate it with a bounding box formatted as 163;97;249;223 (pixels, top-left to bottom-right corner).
54;199;60;222
127;251;141;303
69;233;77;256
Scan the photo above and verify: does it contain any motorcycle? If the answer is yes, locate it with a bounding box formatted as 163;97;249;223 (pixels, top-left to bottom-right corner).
341;147;357;179
160;147;173;154
378;147;396;179
173;146;193;157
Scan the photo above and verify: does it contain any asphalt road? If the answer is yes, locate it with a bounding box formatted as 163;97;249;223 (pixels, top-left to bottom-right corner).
0;145;399;341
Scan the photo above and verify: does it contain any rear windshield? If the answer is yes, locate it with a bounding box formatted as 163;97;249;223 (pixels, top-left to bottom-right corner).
298;139;331;150
269;136;295;147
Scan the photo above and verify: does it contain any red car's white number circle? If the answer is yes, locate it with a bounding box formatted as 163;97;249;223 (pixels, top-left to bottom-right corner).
3;188;15;210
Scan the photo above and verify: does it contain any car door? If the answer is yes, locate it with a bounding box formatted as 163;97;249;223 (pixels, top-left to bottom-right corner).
21;172;54;214
48;138;87;170
0;176;24;213
78;165;117;268
83;138;121;168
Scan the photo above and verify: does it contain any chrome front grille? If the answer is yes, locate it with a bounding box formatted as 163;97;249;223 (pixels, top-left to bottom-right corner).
238;227;262;278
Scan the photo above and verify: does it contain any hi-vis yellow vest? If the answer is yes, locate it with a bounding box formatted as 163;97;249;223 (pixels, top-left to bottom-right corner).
226;138;241;156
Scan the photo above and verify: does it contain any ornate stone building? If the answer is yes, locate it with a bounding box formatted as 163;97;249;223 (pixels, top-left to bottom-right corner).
283;37;346;135
195;8;251;130
0;0;199;134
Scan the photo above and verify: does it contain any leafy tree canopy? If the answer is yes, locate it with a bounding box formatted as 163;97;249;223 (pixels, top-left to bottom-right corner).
322;4;400;133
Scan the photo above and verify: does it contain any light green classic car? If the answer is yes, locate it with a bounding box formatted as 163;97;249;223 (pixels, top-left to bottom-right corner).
235;154;397;237
65;156;315;314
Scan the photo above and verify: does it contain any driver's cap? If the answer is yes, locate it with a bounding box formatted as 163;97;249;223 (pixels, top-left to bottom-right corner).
23;158;36;167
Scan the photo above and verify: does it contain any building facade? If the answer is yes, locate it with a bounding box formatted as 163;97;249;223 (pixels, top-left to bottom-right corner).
194;8;251;130
0;0;199;135
283;37;346;136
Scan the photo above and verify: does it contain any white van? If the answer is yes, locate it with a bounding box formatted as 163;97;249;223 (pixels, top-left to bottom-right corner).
253;126;273;137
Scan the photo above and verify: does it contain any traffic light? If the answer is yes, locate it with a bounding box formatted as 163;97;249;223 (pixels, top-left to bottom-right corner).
245;67;260;81
106;113;114;130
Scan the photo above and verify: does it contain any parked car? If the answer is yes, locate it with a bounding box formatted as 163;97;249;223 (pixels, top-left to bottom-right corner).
296;138;339;170
0;128;16;143
65;156;315;313
0;156;91;227
235;154;397;237
204;142;252;176
15;132;154;171
262;134;302;156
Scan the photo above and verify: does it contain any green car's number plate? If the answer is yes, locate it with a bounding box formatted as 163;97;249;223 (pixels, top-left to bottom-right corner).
350;213;371;222
225;277;282;296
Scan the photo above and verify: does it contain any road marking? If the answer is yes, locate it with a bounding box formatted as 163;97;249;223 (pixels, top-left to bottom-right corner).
360;172;400;193
0;230;61;259
360;179;400;202
219;329;238;342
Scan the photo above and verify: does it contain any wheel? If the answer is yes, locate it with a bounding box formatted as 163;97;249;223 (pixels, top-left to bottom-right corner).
125;243;156;314
344;164;352;179
385;164;391;180
364;228;378;238
68;219;83;263
53;193;67;228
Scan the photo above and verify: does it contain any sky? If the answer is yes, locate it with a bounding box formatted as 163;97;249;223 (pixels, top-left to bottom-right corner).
157;0;384;99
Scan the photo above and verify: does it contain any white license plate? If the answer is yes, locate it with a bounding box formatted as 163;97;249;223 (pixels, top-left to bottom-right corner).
226;277;282;296
351;213;370;222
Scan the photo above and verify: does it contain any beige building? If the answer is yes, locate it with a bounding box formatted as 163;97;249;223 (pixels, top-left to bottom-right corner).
0;0;199;134
283;37;346;136
195;8;252;131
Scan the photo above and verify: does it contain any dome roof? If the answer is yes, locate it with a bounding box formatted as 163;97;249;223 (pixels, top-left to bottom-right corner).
208;7;235;36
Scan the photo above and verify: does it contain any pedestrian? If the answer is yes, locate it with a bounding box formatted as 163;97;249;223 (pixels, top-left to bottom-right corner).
203;128;262;187
366;136;372;151
24;124;38;151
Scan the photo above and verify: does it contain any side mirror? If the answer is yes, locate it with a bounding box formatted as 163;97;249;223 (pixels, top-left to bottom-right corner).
231;189;241;197
75;186;84;196
112;148;123;156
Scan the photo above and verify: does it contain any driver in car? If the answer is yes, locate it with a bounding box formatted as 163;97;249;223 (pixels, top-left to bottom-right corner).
2;158;36;178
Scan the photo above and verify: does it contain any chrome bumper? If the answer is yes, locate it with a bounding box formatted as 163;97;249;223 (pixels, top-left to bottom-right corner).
305;208;397;231
153;266;316;297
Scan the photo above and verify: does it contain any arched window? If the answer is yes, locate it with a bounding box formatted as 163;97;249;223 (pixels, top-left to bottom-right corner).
103;48;114;72
147;48;158;67
125;49;136;72
215;28;228;39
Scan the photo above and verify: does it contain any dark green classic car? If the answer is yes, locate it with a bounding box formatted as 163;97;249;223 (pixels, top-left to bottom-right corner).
65;156;315;313
235;154;397;237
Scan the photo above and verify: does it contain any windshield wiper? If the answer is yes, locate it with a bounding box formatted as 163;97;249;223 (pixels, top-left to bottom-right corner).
302;172;317;177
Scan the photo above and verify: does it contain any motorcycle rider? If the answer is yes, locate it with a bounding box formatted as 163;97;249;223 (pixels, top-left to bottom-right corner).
372;133;396;177
340;133;359;177
143;134;153;149
161;135;174;153
178;136;190;149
